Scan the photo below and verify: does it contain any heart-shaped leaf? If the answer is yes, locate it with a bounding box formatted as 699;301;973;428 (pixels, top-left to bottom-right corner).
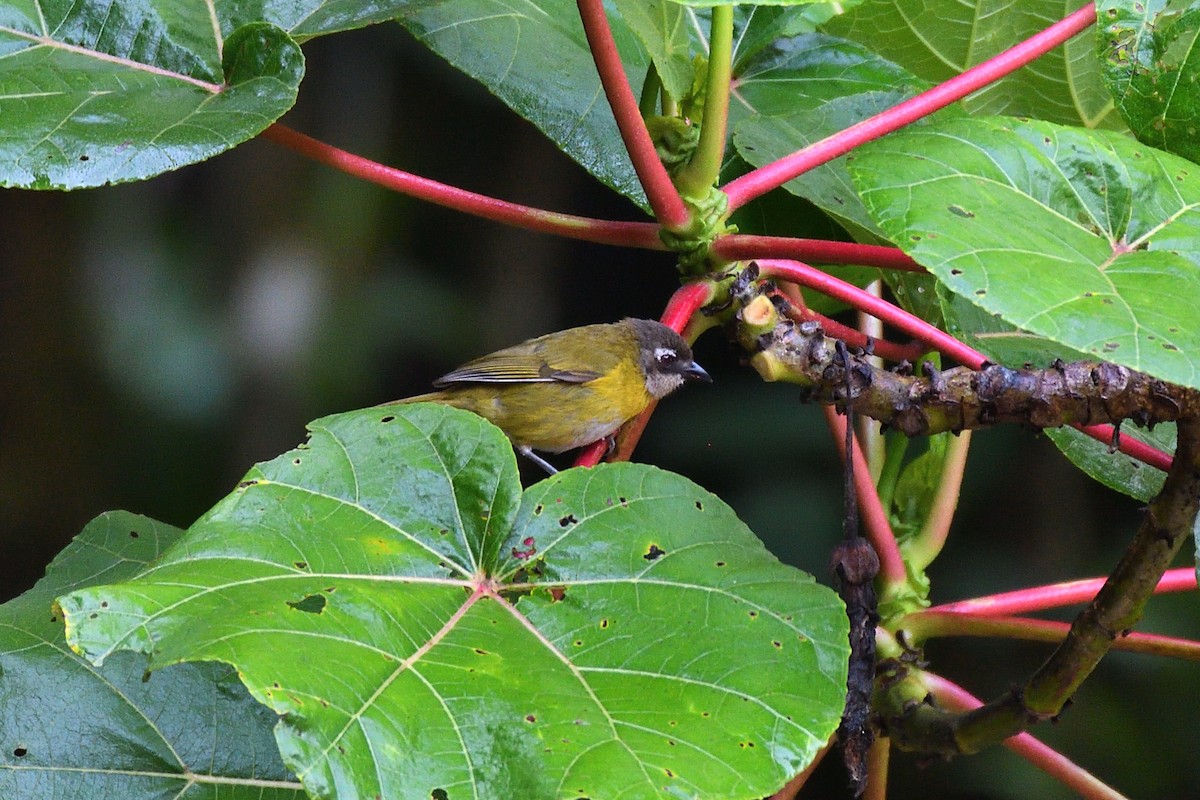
1;512;301;799
851;116;1200;389
60;405;848;800
1098;0;1200;163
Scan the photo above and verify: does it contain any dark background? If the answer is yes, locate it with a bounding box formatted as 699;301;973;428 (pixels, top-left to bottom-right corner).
2;21;1196;799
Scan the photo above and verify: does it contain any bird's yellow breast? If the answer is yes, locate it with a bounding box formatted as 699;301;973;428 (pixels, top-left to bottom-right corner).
430;357;652;453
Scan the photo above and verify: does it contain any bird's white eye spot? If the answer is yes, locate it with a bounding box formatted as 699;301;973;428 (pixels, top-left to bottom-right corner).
655;347;678;365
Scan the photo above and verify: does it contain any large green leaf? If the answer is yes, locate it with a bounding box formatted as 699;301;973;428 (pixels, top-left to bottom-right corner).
824;0;1121;129
1098;0;1200;163
730;33;936;236
0;0;428;190
1;512;302;799
396;0;653;207
0;13;300;189
851;116;1200;389
60;405;848;800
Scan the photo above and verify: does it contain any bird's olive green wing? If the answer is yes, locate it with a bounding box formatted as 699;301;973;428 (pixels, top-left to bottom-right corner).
433;348;601;387
432;323;628;387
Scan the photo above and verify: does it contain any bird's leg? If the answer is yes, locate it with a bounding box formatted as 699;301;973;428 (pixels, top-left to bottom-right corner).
516;445;559;475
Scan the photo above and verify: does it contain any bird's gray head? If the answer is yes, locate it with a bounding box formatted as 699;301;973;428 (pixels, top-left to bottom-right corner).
627;318;712;399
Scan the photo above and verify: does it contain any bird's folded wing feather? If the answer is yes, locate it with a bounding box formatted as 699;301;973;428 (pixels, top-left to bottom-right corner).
433;353;600;386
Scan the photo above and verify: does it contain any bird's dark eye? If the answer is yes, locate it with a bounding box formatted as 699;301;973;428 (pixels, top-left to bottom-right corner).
655;347;678;365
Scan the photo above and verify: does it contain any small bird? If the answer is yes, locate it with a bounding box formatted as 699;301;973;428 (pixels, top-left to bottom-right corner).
391;318;710;473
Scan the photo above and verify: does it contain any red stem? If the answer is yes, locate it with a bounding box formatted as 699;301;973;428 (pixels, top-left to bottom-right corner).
758;260;986;366
714;235;924;272
905;611;1200;660
261;124;663;249
822;406;908;586
755;259;1174;471
777;286;928;363
925;673;1129;800
927;567;1197;616
575;0;691;231
721;3;1099;211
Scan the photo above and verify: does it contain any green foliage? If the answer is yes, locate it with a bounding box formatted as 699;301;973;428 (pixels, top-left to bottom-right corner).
1099;0;1200;162
59;405;849;800
1046;424;1175;502
616;0;692;101
0;18;301;189
731;33;937;236
396;0;652;207
825;0;1120;127
852;116;1200;390
0;512;301;798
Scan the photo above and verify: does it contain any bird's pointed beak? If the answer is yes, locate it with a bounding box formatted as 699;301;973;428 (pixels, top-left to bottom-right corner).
684;361;712;383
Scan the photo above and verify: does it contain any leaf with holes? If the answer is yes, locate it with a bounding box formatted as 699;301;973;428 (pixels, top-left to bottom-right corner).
1098;0;1200;163
851;116;1200;389
1;512;302;799
59;405;848;800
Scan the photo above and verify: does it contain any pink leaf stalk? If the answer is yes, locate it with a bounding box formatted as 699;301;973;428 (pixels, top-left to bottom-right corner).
905;612;1200;660
928;568;1197;616
262;124;663;248
576;0;691;230
925;673;1130;800
714;235;924;272
720;3;1099;210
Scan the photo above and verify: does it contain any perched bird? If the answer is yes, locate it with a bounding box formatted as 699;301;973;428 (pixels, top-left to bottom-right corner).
391;318;710;473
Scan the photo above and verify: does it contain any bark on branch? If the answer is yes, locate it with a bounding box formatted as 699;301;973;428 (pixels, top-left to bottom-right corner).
749;318;1199;437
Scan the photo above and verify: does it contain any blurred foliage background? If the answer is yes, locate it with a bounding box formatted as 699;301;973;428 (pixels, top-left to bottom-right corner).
2;21;1197;800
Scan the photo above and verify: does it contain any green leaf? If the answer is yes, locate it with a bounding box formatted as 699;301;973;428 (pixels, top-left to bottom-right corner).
824;0;1121;128
731;33;938;236
1046;424;1174;502
0;512;301;799
1098;0;1200;163
0;0;431;190
891;434;951;536
0;14;303;189
851;116;1200;389
730;5;856;72
60;405;848;800
615;0;693;102
396;0;653;207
